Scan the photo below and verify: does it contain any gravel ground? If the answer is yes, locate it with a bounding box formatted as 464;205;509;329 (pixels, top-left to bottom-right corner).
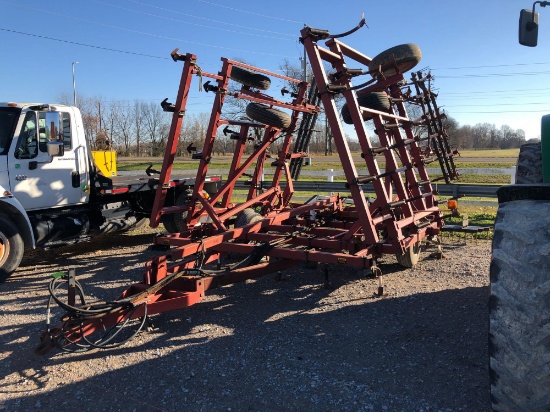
0;230;492;411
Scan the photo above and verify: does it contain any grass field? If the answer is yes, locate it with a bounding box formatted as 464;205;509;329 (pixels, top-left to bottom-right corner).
456;148;519;158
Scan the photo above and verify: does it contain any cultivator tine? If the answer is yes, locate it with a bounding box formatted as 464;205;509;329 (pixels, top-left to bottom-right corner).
290;79;320;180
410;71;459;183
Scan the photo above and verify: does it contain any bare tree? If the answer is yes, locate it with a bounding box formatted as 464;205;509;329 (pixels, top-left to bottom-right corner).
142;102;170;156
110;101;134;155
133;100;144;157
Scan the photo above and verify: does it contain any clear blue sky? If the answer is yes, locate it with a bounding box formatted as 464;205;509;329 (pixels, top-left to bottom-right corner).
1;0;549;141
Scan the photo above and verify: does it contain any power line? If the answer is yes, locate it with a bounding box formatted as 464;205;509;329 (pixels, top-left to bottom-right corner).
444;87;550;96
443;97;550;102
440;92;550;99
91;0;294;41
1;1;295;59
0;28;169;59
444;102;550;107
196;0;304;24
450;109;550;114
124;0;295;38
432;61;550;70
437;70;550;79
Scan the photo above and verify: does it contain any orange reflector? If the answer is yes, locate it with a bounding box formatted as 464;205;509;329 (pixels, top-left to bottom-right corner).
447;199;458;210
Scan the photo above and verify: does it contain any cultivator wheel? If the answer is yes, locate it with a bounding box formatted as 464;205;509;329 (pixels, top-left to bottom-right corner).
369;43;422;78
341;92;391;124
234;208;263;228
230;66;271;90
246;103;292;129
395;241;421;268
161;191;191;234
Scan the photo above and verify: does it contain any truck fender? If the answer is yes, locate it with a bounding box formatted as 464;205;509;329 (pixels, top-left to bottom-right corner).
0;186;36;248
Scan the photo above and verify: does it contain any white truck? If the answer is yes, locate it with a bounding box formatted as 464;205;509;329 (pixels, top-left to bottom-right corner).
0;102;220;281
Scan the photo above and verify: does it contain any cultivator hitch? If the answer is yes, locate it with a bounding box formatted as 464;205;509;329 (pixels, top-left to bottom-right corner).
38;18;456;355
300;13;366;41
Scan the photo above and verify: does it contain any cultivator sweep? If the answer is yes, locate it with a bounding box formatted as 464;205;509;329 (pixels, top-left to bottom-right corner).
36;16;458;355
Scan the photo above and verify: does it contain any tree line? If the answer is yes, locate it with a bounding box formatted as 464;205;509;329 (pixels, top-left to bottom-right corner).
442;117;531;150
57;92;531;157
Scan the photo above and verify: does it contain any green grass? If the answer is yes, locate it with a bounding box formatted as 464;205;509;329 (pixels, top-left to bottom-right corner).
454;161;514;168
457;148;519;158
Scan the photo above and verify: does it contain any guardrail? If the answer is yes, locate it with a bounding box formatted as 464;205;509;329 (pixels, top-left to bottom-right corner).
265;168;517;184
285;182;502;198
200;168;517;183
118;171;504;198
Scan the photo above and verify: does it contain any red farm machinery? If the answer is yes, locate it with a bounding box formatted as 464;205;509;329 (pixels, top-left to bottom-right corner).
36;17;458;355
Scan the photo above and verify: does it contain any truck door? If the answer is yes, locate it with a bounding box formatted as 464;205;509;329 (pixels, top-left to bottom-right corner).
8;109;89;210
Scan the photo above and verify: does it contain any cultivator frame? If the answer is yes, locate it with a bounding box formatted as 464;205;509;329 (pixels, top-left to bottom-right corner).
37;17;458;355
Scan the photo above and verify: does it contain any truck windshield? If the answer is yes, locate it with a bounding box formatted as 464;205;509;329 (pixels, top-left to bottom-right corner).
0;107;21;155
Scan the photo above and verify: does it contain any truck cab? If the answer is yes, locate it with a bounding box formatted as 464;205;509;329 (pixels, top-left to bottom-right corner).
0;103;90;210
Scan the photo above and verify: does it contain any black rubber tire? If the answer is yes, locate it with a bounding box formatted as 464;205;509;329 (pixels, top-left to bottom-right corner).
246;103;292;129
515;142;543;184
369;44;422;78
230;66;271;90
234;208;263;228
489;199;550;411
341;92;391;124
395;241;421;268
0;215;24;282
162;192;190;234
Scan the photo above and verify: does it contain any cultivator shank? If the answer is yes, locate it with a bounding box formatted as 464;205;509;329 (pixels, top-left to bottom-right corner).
37;18;458;354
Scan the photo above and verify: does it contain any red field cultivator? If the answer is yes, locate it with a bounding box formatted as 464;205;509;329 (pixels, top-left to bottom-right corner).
36;17;458;355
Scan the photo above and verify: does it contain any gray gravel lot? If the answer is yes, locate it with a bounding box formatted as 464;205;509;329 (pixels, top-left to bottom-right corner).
0;230;491;411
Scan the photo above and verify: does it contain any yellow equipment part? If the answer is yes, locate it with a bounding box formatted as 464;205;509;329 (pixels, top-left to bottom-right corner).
91;150;117;177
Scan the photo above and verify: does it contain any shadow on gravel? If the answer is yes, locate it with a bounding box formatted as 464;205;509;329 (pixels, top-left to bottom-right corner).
19;232;158;268
0;247;491;411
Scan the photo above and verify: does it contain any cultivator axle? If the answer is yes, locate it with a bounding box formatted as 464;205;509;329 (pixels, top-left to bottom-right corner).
37;16;458;355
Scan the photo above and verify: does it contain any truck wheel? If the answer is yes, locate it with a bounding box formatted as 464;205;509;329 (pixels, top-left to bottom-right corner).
395;241;421;268
515;142;543;184
230;66;271;90
246;103;292;129
0;215;24;282
162;192;190;234
489;197;550;411
368;44;422;79
341;92;391;124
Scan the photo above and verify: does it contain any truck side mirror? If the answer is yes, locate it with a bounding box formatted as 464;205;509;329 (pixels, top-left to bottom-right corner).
519;9;539;46
47;141;64;157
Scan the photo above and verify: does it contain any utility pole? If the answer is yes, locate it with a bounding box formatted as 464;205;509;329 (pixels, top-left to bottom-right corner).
72;61;79;106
